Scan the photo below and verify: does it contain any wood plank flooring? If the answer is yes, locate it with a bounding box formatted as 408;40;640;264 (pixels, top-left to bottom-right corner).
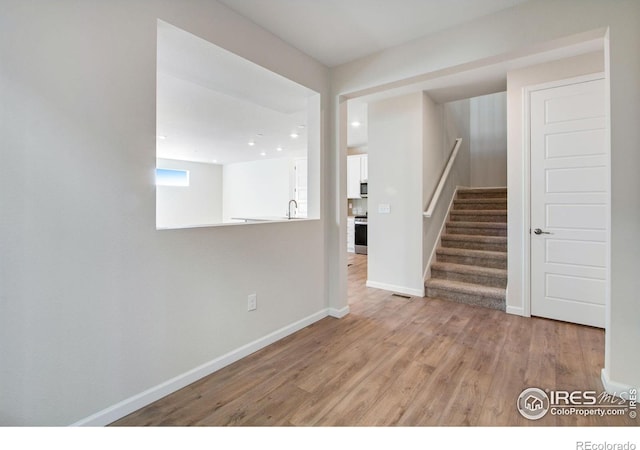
112;254;635;426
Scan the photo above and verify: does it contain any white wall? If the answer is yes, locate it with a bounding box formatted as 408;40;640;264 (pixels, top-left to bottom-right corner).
331;0;640;392
422;93;446;208
470;92;507;187
422;98;472;277
156;159;223;228
443;98;472;191
443;98;471;170
367;92;426;296
222;158;291;221
0;0;329;425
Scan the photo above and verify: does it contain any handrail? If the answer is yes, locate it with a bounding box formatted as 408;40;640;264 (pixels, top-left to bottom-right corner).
423;138;462;218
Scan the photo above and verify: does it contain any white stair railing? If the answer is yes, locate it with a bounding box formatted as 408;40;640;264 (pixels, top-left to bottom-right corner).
423;138;462;218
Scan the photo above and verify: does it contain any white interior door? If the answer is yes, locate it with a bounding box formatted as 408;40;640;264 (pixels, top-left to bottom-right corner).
530;76;608;328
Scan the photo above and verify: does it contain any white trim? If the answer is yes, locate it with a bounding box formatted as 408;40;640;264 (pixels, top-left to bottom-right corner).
603;29;612;374
71;308;330;426
328;306;350;318
523;72;605;95
522;72;606;320
423;186;459;281
505;286;528;316
521;85;532;318
366;280;425;297
506;305;526;316
601;369;637;397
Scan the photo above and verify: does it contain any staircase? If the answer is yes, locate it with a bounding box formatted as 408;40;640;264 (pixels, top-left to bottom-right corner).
425;187;507;311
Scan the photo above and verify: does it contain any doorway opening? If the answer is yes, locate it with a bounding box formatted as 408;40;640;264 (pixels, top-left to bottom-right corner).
337;31;608;318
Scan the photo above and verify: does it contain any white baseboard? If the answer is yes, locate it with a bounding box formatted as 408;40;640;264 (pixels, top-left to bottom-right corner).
601;368;637;396
328;305;350;318
71;308;329;426
366;280;425;297
506;305;526;316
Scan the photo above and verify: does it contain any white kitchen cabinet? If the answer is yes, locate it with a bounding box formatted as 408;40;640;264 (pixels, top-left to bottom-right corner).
360;155;368;181
347;216;355;253
347;155;361;199
347;154;368;199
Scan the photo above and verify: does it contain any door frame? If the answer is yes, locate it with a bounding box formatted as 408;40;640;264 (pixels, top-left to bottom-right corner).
522;72;610;320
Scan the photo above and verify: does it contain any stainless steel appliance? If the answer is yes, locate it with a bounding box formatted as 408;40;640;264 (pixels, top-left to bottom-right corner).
354;215;367;255
360;182;368;198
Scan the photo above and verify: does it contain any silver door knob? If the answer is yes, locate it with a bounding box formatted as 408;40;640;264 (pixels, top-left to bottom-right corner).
533;228;552;235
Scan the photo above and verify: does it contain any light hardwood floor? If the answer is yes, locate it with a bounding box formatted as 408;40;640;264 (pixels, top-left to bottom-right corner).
112;253;635;426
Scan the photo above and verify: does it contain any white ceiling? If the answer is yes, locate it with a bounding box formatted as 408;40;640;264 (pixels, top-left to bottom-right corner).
218;0;531;67
156;21;317;165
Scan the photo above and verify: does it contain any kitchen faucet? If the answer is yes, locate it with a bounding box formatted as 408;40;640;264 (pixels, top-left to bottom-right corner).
287;199;298;219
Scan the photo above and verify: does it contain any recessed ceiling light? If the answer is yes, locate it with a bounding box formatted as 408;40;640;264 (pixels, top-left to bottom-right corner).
297;124;306;129
290;132;299;139
248;141;255;146
260;151;266;156
351;121;361;128
157;135;167;140
276;146;283;152
212;159;217;163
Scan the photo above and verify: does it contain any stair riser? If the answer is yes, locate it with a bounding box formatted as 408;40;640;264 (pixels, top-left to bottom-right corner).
430;269;507;288
446;225;507;237
440;239;507;252
456;191;506;200
453;201;506;211
425;287;506;311
437;253;507;270
450;213;507;223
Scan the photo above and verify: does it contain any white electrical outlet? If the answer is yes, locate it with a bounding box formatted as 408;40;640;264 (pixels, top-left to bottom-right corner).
247;293;257;311
378;203;391;214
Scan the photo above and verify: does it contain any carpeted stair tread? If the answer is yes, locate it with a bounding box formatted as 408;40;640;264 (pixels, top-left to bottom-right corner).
436;246;507;269
445;221;507;237
441;234;506;244
457;187;507;193
450;210;507;224
454;198;506;203
446;221;507;229
436;247;507;260
441;233;507;251
425;278;506;300
430;261;507;288
453;197;507;211
456;188;507;199
450;209;507;216
430;261;507;278
425;283;506;311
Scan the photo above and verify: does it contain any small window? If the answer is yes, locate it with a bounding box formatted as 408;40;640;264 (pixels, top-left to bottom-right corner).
156;168;189;187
